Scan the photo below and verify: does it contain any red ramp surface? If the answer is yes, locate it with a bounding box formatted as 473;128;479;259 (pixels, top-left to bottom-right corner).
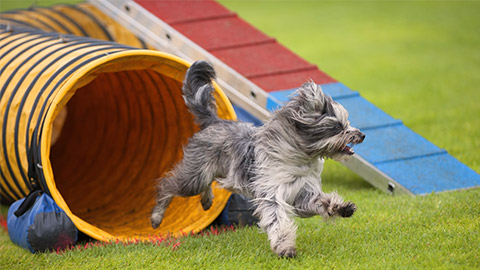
136;0;335;91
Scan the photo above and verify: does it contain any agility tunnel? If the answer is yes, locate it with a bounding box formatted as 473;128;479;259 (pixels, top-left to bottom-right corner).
0;2;150;49
0;25;234;241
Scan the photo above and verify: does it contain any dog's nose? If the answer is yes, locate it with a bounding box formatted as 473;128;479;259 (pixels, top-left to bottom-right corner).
359;132;366;142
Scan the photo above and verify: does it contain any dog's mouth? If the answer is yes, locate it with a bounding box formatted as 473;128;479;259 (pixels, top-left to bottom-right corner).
340;132;365;156
342;145;355;155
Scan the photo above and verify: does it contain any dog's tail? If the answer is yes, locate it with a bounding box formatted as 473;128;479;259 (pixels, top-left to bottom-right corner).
182;60;219;129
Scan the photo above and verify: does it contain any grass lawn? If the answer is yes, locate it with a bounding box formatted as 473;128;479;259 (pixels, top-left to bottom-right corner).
1;0;479;269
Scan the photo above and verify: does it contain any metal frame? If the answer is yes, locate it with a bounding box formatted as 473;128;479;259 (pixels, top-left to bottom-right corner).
342;156;413;196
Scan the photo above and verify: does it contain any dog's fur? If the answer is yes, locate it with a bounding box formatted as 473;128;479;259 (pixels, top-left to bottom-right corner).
151;61;365;258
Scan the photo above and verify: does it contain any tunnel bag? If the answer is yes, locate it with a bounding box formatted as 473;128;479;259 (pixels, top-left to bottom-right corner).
7;191;77;253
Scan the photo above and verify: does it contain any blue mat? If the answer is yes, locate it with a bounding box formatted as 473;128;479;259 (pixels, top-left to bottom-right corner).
236;82;480;195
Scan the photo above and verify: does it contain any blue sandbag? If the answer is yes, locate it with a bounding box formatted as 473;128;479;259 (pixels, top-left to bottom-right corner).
7;191;77;253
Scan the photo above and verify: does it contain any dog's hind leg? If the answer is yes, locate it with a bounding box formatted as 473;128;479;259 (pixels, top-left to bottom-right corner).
200;184;214;211
151;175;177;229
151;157;218;228
151;197;172;229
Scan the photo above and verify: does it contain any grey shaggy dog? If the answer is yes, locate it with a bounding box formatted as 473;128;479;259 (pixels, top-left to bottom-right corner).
151;61;365;258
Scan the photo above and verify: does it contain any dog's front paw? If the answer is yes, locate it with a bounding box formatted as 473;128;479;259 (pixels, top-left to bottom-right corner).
277;247;297;258
338;201;357;218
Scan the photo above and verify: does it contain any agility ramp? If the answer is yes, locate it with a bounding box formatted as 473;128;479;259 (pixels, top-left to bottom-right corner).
0;21;234;240
90;0;480;196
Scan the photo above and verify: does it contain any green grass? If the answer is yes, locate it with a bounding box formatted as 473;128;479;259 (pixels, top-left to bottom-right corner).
1;0;480;269
2;187;480;269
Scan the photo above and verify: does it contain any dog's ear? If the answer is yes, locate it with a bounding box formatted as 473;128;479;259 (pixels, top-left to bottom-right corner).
295;82;335;116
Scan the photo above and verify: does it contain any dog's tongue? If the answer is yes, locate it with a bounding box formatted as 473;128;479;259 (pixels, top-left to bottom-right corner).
342;145;355;155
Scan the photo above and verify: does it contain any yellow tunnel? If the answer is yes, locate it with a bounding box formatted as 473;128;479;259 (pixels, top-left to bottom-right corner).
0;23;234;241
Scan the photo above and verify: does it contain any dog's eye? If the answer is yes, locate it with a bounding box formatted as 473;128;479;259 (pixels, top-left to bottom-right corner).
335;123;344;131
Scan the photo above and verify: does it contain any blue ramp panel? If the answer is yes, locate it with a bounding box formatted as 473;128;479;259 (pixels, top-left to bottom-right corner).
265;82;480;195
232;104;263;127
376;154;480;195
355;125;446;164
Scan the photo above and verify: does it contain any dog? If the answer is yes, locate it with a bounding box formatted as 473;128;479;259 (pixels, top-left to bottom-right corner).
151;61;365;258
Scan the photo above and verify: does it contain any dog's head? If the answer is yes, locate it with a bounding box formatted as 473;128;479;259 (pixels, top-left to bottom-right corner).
280;82;365;160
